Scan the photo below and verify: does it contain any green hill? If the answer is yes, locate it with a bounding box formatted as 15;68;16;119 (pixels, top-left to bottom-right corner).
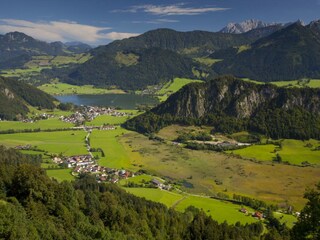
0;77;56;120
125;76;320;140
61;28;260;90
213;22;320;82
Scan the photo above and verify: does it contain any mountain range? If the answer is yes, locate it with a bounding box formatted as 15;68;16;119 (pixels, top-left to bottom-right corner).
219;19;282;34
213;21;320;81
0;32;91;69
2;19;320;90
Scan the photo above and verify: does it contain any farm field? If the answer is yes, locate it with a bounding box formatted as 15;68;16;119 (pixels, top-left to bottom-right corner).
87;115;131;126
156;78;203;101
90;127;143;170
125;187;258;224
46;168;75;182
0;130;87;156
39;83;125;95
230;139;320;165
0;118;73;132
119;126;320;210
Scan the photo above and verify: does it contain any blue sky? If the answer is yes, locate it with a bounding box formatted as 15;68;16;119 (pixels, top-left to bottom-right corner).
0;0;319;45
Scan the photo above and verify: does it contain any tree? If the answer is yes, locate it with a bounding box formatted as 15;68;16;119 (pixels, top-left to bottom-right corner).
292;183;320;239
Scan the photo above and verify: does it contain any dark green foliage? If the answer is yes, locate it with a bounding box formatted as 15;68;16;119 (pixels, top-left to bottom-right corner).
66;48;198;90
213;23;320;82
124;76;320;140
291;183;320;240
92;28;256;58
0;77;56;120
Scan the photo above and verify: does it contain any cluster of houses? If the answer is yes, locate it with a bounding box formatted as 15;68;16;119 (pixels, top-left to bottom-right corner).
15;144;32;150
22;113;55;123
239;208;265;220
52;154;135;184
60;106;130;124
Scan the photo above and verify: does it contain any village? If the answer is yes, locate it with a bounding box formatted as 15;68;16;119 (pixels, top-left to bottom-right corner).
60;105;131;124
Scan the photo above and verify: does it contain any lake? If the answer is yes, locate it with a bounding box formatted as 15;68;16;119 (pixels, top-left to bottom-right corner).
55;94;159;109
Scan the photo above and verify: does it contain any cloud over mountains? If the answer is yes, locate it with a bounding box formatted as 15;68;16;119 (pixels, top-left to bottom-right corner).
0;19;139;44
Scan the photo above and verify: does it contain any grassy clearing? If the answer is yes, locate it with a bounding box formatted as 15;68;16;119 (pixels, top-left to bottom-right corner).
193;58;222;66
0;130;87;156
229;139;320;165
119;174;154;186
87;115;131;126
274;212;297;228
157;78;203;101
38;83;125;95
46;169;75;182
120;126;320;210
228;144;276;162
125;188;257;224
241;78;320;88
279;139;320;165
90;128;143;170
0;118;73;132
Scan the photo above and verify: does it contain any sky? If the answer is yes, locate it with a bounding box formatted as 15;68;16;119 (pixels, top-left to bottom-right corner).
0;0;319;46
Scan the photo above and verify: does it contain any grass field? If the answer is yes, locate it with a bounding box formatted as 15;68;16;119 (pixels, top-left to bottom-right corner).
242;78;320;88
0;118;73;132
229;139;320;165
46;169;75;182
120;126;320;210
87;115;131;126
157;78;203;101
0;130;87;156
125;188;257;224
38;83;125;95
90;128;143;170
193;58;222;66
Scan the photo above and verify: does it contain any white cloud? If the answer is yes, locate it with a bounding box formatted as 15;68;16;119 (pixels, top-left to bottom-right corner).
114;3;229;16
0;19;140;44
132;18;180;24
103;32;139;40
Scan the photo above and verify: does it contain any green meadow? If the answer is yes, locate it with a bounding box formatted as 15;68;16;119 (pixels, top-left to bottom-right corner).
87;115;131;126
125;188;257;224
90;128;142;170
157;78;203;101
0;130;87;156
46;169;75;182
229;139;320;165
0;118;73;132
38;83;125;95
242;78;320;88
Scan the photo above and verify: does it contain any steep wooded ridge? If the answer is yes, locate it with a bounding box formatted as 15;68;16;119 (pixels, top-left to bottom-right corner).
0;32;91;69
0;77;56;120
125;76;320;139
61;28;261;90
213;21;320;81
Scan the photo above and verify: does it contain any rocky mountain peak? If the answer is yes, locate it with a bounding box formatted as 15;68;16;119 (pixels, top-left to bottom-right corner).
220;19;279;34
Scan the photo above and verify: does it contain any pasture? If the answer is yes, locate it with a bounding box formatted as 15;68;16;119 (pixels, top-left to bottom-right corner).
46;169;75;182
0;130;87;156
38;83;125;95
120;126;320;210
0;118;73;132
230;139;320;165
157;78;203;101
89;127;142;170
125;188;257;224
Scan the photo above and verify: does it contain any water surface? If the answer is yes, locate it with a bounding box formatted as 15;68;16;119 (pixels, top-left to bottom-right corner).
56;94;159;109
